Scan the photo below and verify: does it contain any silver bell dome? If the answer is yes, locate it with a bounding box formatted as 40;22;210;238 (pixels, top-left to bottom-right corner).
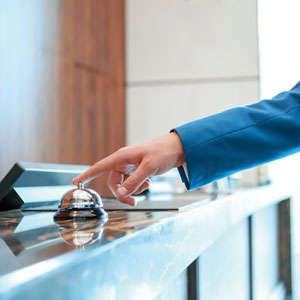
54;182;108;220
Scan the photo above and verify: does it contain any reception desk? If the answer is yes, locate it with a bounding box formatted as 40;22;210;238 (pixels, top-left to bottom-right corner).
0;185;292;300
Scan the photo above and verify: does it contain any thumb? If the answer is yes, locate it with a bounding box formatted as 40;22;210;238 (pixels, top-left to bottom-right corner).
117;162;151;198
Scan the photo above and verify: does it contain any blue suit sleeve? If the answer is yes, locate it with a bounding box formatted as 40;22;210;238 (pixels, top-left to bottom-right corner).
173;81;300;190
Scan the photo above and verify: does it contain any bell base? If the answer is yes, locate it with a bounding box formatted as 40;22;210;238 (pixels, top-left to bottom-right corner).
54;208;108;220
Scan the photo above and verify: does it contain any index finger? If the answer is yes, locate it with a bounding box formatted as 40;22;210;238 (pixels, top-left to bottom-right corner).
72;154;116;185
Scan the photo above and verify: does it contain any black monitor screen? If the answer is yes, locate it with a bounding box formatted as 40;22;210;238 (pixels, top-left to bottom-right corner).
0;162;89;210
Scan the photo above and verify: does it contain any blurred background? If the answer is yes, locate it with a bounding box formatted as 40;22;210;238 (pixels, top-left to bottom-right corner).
0;0;125;195
0;0;300;298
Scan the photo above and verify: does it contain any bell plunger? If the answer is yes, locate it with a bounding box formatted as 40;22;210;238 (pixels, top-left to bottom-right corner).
54;182;108;220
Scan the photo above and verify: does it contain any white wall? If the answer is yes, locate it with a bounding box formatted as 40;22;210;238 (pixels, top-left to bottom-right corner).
126;0;260;145
258;0;300;99
257;1;300;298
257;0;300;186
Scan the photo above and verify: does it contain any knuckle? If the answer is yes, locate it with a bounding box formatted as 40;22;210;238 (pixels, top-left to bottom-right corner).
116;147;127;154
143;159;156;174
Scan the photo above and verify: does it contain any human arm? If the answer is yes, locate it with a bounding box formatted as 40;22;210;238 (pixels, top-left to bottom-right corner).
73;81;300;204
72;132;185;206
174;81;300;189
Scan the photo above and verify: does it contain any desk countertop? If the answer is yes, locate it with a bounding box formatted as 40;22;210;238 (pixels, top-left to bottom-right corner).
0;185;290;300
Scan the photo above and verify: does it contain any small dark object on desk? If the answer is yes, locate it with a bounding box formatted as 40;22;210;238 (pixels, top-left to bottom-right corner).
0;162;90;210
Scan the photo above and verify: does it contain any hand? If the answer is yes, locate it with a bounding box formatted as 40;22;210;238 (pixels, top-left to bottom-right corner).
72;132;185;206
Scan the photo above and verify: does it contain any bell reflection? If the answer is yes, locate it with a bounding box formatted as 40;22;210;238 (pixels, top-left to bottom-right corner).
55;218;107;249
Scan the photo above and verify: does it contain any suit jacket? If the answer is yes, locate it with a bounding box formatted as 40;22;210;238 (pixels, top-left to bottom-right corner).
173;81;300;190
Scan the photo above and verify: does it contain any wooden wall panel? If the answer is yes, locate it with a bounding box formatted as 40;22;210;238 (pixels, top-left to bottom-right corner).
0;0;125;196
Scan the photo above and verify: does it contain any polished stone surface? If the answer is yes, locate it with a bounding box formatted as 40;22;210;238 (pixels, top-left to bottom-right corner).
0;185;291;300
0;210;175;276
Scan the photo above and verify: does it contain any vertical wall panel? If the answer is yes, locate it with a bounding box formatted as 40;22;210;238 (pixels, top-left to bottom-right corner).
0;0;125;196
126;0;259;82
251;204;279;299
155;269;188;300
199;219;250;300
257;2;300;296
126;0;260;148
127;81;259;145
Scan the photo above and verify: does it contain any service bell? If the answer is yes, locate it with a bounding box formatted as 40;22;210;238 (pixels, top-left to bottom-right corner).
54;182;108;220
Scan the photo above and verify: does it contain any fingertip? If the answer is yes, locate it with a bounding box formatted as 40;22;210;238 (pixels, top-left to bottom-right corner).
118;196;136;206
72;175;86;185
126;197;137;207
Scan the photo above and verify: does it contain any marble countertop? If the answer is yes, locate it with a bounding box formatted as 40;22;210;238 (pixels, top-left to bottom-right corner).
0;185;291;300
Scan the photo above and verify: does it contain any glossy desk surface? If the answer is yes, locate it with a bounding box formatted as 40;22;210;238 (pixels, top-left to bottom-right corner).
0;210;175;276
0;185;290;300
